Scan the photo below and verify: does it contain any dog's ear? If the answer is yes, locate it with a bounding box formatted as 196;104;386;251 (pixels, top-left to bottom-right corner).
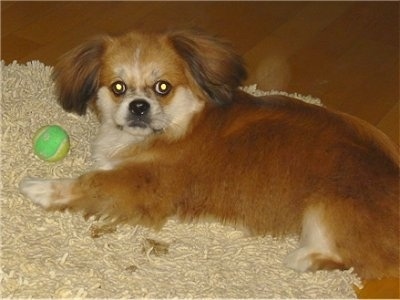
169;29;247;105
52;36;108;115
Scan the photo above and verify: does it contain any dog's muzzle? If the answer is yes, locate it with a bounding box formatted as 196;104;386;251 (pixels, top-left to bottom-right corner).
127;99;151;128
129;99;150;116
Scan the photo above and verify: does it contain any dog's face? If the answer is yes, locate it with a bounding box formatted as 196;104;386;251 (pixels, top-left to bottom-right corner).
53;30;247;141
98;33;203;139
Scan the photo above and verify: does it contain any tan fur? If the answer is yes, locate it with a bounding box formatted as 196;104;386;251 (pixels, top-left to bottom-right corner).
21;29;399;281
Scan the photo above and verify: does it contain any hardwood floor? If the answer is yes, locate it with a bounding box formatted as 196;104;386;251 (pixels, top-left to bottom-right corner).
1;1;398;144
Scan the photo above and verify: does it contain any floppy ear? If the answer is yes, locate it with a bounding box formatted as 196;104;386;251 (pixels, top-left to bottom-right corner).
169;29;247;105
52;37;107;115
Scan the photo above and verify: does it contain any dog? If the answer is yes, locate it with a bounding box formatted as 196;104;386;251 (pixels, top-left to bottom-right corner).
20;29;399;280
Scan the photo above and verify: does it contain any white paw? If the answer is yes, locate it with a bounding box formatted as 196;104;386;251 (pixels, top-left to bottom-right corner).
19;177;55;208
284;247;315;272
19;177;75;209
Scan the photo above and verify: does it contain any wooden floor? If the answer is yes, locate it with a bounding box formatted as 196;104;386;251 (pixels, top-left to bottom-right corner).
1;1;398;144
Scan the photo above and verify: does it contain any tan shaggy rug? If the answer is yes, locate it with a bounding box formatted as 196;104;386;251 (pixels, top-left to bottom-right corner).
1;61;361;298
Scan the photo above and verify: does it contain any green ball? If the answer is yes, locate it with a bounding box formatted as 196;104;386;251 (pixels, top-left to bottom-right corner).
33;125;70;162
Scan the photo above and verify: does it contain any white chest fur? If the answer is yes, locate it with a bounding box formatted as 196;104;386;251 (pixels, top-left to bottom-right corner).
91;123;146;170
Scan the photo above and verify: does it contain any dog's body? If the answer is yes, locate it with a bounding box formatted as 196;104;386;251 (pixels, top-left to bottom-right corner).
20;29;399;280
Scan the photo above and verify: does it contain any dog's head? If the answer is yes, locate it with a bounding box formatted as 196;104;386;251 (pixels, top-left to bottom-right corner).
53;29;247;140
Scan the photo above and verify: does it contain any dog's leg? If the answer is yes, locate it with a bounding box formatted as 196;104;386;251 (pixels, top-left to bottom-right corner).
284;205;346;272
19;177;81;212
19;168;176;229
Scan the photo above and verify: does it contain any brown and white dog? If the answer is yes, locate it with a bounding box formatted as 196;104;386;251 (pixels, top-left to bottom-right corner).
20;29;399;281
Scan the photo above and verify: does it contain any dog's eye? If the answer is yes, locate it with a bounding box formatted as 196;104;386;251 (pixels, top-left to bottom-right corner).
111;81;127;96
153;80;172;96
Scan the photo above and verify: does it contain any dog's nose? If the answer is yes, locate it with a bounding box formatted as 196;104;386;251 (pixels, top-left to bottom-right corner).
129;99;150;116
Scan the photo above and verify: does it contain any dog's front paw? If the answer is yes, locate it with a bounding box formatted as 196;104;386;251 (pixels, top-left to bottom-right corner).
19;177;55;208
19;177;74;209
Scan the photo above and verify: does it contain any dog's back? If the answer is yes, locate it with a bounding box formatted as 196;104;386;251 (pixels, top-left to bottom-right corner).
174;91;400;279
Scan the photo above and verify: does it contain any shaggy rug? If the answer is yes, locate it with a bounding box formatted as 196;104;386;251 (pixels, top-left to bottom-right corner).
1;61;361;298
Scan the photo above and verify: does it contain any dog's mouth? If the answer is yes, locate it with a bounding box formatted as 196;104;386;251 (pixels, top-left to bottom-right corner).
127;119;149;129
115;121;149;131
114;100;168;136
114;98;167;135
116;121;164;135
